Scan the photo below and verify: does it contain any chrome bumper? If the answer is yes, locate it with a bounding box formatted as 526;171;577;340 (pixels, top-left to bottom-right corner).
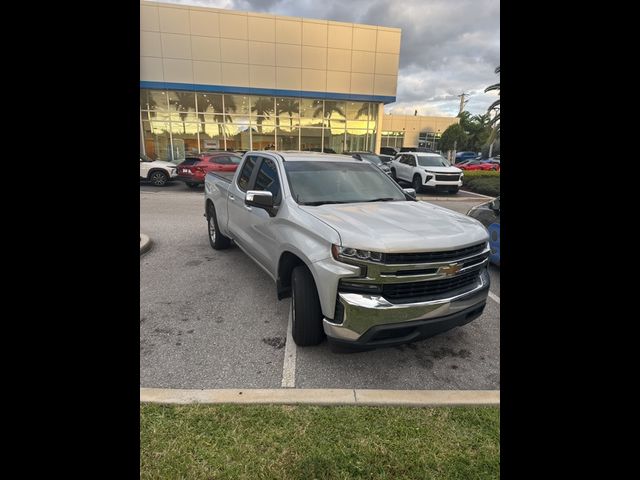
323;268;490;342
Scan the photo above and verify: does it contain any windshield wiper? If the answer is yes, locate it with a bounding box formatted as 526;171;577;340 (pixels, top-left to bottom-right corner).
363;197;396;202
299;200;351;206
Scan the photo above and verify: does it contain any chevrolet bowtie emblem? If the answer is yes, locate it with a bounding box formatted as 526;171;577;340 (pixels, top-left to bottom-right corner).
440;264;462;276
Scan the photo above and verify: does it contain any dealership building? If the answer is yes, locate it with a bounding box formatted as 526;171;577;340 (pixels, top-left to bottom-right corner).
140;1;458;161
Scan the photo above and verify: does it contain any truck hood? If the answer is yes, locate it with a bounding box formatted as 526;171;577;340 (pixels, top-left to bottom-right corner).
300;201;488;252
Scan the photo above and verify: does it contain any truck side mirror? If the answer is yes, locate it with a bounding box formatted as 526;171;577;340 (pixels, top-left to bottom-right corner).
403;188;417;199
245;190;276;216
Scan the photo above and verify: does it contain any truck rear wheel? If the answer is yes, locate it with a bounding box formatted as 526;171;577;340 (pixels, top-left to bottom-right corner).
291;265;325;346
207;203;231;250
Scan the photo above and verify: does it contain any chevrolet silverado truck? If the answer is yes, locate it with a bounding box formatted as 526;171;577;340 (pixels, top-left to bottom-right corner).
204;151;490;349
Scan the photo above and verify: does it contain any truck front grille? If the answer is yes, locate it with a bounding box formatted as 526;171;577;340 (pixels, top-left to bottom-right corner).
382;270;480;303
384;243;485;264
435;174;460;181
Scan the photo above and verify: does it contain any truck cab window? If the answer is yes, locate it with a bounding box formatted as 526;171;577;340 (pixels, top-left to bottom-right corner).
254;158;281;204
237;156;257;191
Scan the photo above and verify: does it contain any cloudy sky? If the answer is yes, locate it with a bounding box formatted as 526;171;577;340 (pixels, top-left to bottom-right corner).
153;0;500;117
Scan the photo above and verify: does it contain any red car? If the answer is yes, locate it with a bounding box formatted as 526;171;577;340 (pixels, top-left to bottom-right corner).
459;159;500;171
176;152;242;188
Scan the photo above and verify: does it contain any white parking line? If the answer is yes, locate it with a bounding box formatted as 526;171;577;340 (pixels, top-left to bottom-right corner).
488;291;500;304
281;303;297;388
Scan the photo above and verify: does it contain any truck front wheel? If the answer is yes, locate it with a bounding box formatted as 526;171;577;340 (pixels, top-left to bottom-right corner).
207;203;231;250
291;265;325;346
413;174;423;193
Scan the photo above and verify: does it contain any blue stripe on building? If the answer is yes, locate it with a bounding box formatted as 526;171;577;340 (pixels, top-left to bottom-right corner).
140;81;396;104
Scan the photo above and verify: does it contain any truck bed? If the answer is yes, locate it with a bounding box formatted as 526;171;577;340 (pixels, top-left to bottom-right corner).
206;171;234;183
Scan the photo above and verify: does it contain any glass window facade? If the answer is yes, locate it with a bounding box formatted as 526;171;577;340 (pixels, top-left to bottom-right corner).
140;89;380;161
381;131;405;149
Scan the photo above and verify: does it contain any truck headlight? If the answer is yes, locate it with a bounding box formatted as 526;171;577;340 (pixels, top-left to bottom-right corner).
331;245;384;263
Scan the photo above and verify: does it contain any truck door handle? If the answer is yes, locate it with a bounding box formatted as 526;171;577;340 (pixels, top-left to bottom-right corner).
229;194;235;200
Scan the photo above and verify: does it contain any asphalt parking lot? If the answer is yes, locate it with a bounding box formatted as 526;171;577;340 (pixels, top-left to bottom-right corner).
140;179;500;390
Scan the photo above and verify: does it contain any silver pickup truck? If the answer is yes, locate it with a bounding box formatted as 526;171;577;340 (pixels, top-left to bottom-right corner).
204;151;490;349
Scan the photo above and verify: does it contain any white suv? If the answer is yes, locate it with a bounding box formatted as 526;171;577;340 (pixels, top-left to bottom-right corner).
140;155;178;187
390;152;463;194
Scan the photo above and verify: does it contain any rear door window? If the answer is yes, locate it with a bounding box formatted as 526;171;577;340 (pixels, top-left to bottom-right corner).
253;157;281;204
237;156;258;192
181;157;201;165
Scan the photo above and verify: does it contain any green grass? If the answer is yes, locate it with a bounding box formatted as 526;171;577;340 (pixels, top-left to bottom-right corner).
140;404;500;479
461;171;500;196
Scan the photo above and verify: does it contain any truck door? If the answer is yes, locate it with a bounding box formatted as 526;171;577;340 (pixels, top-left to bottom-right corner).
227;155;259;250
242;156;283;276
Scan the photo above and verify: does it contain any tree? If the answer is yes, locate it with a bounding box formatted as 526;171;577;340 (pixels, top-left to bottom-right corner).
251;98;275;133
439;124;468;152
313;100;345;130
485;65;500;138
466;113;491;152
278;98;299;129
170;91;196;133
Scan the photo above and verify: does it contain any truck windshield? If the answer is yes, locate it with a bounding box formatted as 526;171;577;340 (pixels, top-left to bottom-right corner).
284;161;407;205
416;155;450;167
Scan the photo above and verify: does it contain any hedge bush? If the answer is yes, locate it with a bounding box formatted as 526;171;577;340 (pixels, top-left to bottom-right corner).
461;170;500;196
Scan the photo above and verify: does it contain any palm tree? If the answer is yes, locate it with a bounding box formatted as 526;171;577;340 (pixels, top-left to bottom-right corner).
485;66;500;137
313;100;345;130
278;98;299;129
140;91;158;118
356;103;370;119
251;98;275;133
170;91;196;133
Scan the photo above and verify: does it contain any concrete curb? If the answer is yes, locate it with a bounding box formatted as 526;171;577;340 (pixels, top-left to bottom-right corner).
140;388;499;407
458;189;495;199
140;234;152;256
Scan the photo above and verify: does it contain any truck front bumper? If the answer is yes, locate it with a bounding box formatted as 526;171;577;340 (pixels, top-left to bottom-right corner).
323;268;489;348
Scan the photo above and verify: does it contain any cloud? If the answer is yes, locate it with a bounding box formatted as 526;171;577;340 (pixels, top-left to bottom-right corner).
150;0;500;117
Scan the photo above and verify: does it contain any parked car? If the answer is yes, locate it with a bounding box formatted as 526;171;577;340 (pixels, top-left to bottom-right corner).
400;147;435;153
139;154;177;187
347;152;392;176
459;159;500;171
455;151;479;163
467;196;500;266
204;151;490;348
176;152;242;188
380;146;399;157
303;147;337;154
390;152;463;193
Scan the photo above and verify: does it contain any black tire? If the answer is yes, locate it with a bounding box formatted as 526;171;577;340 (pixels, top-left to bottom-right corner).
149;170;168;187
390;168;397;181
448;187;459;194
206;203;231;250
291;265;325;346
412;174;423;193
187;182;200;189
